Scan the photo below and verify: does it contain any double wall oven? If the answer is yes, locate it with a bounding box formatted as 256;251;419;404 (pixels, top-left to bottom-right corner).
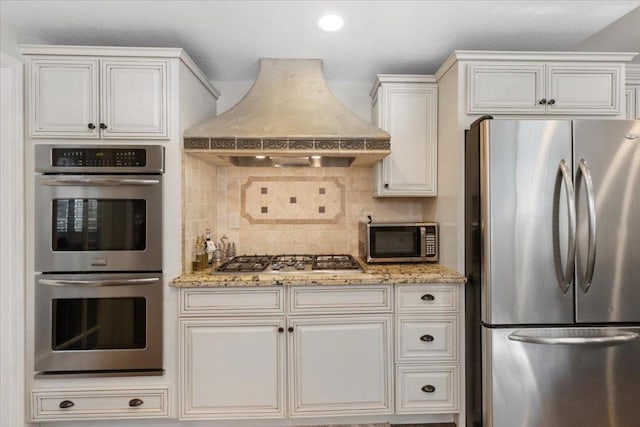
34;145;164;375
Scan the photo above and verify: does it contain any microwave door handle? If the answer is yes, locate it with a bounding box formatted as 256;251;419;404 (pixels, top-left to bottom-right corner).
419;227;427;258
38;278;160;287
40;178;160;186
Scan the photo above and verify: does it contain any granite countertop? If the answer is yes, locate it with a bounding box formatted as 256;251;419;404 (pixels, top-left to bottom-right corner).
171;258;466;287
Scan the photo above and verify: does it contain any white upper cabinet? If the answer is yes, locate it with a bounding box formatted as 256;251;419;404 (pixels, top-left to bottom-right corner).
31;59;99;138
625;88;636;120
371;75;438;197
467;64;545;114
101;60;167;138
29;57;168;139
468;60;624;115
627;65;640;120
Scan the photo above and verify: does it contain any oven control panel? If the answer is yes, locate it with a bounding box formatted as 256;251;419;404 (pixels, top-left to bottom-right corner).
36;145;165;174
52;148;147;167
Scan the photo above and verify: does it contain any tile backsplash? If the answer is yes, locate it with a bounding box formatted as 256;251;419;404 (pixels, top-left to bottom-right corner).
183;160;433;271
182;153;217;272
218;166;430;256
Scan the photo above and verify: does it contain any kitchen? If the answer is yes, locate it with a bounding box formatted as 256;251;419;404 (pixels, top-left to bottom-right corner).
2;1;640;427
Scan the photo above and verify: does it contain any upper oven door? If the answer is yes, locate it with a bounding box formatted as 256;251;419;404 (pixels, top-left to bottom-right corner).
35;175;162;272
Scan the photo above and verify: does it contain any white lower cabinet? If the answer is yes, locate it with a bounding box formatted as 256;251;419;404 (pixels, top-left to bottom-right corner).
396;365;458;414
289;315;392;416
394;284;461;415
180;318;286;419
179;284;460;422
31;386;169;421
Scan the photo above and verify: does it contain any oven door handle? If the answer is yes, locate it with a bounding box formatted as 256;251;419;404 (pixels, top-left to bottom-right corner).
38;278;160;287
40;178;160;186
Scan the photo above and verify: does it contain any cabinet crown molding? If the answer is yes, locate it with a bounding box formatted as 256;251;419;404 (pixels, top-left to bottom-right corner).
370;74;437;98
436;50;639;81
19;44;220;98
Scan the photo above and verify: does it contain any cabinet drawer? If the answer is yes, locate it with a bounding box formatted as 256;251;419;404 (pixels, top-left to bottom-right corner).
396;365;458;414
180;287;284;316
396;285;458;313
32;387;168;421
396;314;458;362
289;285;392;313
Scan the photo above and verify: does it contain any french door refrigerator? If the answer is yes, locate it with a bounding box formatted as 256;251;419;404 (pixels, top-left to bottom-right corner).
465;117;640;427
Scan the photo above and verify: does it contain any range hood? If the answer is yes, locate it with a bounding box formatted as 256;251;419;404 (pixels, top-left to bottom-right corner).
183;59;390;167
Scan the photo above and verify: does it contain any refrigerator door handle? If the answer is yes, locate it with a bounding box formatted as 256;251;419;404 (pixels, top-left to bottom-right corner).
576;159;597;293
557;159;576;293
508;330;638;346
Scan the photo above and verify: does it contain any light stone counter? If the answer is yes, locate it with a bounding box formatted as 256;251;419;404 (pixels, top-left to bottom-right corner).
171;258;465;287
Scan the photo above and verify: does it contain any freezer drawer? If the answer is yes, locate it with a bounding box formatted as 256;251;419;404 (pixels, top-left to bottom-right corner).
483;326;640;427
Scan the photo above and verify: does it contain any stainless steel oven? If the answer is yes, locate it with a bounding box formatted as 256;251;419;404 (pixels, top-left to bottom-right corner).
35;145;163;273
34;145;164;375
35;272;163;374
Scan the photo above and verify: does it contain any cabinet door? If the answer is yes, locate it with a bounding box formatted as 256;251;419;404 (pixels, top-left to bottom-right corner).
180;318;285;419
625;88;635;120
375;83;438;196
546;65;620;115
30;59;98;138
101;60;168;138
467;64;545;114
288;315;392;416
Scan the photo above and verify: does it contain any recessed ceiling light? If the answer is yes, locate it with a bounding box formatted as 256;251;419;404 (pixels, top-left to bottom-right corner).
318;14;344;32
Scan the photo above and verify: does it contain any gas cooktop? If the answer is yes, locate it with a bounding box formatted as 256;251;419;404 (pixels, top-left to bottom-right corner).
213;254;363;274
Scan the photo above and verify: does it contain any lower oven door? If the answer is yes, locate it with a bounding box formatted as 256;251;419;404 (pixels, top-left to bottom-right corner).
35;272;163;374
35;174;162;272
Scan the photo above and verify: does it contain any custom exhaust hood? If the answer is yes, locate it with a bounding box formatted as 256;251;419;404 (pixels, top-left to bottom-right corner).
183;59;391;167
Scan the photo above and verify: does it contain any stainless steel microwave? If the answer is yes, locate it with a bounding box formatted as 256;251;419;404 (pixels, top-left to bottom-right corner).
359;222;438;263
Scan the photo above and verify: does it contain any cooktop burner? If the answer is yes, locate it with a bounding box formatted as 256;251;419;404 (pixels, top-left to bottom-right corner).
213;254;362;274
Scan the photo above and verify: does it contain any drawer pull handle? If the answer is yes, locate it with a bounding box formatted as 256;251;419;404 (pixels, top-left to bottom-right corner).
59;400;74;409
421;294;435;301
420;334;435;342
129;398;144;407
421;385;436;393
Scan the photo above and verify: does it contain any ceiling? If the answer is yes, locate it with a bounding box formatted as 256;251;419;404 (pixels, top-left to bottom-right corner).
2;1;639;82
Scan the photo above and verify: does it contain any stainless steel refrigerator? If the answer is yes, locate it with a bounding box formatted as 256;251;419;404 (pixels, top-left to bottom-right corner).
465;117;640;427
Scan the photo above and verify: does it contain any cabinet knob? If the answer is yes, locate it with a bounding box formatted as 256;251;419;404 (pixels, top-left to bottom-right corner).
420;334;435;342
99;123;107;129
59;400;74;409
539;99;547;105
421;385;436;393
420;294;435;301
384;183;389;189
87;123;96;129
288;326;294;333
278;327;284;333
128;398;144;407
548;99;556;105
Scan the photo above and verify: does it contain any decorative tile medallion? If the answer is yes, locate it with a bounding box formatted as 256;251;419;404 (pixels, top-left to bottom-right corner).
241;177;345;224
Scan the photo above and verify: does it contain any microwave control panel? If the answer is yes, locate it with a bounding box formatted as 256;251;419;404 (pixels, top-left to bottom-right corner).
425;225;437;257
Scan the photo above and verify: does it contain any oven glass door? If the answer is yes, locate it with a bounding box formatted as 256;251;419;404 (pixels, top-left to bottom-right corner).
35;272;163;373
370;226;421;259
35;175;162;272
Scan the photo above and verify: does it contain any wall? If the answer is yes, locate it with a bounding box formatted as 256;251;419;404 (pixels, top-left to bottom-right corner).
575;6;640;63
